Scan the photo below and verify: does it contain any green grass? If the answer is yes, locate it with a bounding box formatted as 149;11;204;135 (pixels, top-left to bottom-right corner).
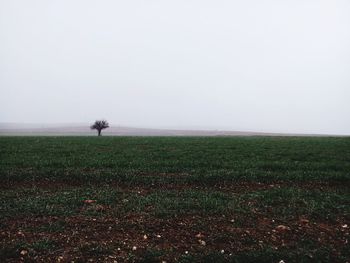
0;136;349;262
241;187;350;220
1;187;348;220
1;136;349;184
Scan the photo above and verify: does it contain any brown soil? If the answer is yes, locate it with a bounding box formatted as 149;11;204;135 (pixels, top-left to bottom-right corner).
1;181;349;262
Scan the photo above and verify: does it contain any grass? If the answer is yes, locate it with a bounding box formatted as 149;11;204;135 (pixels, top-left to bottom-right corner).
1;136;349;184
0;136;349;262
241;187;350;220
2;187;347;219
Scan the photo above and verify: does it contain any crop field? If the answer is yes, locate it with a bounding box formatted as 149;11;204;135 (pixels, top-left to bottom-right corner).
0;136;349;262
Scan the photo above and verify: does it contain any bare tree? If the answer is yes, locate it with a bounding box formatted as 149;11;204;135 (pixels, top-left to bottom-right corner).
90;120;109;136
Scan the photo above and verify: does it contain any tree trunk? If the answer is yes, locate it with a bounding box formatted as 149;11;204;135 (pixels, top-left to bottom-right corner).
98;129;101;136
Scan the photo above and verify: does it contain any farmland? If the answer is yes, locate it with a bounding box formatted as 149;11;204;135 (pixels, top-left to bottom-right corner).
0;136;349;262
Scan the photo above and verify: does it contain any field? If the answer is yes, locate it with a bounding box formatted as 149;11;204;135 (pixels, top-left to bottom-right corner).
0;136;349;262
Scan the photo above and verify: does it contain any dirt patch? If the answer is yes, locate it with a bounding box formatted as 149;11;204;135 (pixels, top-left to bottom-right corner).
1;211;349;262
1;179;349;262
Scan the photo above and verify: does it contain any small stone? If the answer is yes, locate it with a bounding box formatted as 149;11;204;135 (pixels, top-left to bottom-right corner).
342;224;348;228
198;239;206;246
195;233;204;238
220;249;225;254
156;234;161;238
132;246;137;251
143;234;148;240
20;250;28;256
185;251;189;254
275;225;290;232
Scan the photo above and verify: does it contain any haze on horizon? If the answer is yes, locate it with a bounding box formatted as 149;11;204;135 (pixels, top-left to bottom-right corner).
1;0;349;135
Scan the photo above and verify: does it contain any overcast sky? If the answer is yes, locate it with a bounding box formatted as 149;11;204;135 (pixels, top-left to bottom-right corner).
1;0;349;134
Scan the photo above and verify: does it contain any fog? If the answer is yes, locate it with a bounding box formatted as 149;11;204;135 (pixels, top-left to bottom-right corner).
1;0;349;135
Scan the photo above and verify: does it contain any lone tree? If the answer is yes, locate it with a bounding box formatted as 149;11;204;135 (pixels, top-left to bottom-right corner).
90;120;109;136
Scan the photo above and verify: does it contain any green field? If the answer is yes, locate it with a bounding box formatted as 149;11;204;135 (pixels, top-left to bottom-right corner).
0;136;349;262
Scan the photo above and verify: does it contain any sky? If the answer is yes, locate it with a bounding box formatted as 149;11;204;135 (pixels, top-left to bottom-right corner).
0;0;349;135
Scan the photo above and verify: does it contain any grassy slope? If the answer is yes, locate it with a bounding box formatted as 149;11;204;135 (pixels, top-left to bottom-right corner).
0;136;349;262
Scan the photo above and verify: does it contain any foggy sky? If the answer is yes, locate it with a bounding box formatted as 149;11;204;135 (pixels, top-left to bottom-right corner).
1;0;349;135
